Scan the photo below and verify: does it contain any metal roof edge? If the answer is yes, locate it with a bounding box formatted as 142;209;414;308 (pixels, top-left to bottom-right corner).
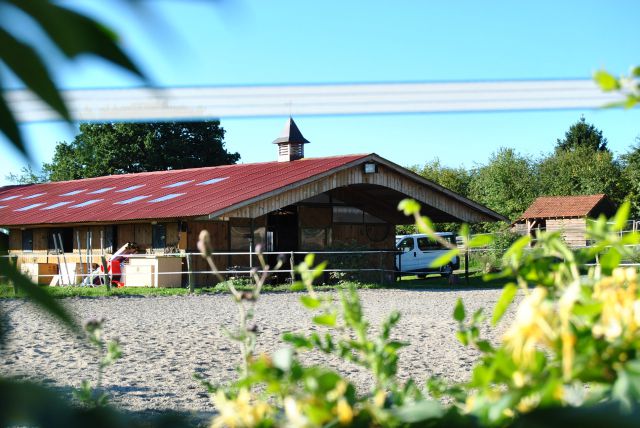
207;154;374;219
368;154;508;222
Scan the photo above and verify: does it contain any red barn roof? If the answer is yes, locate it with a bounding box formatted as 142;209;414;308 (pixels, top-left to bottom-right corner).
519;194;616;219
0;154;368;226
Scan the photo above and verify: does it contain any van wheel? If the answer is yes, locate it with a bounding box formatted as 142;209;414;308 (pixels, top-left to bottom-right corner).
440;263;453;278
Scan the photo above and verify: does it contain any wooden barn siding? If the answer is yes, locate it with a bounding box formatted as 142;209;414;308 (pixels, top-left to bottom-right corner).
299;206;331;228
223;164;491;223
185;220;229;285
546;218;587;247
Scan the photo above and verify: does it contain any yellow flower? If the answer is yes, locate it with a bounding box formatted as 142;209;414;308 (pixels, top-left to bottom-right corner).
512;371;526;388
284;396;310;428
593;267;640;342
516;393;540;414
336;398;354;425
211;389;271;428
503;287;555;368
326;380;348;402
373;390;386;408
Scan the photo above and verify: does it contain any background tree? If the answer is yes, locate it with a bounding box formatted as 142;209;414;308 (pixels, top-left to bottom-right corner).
468;148;539;221
620;136;640;216
43;121;240;181
409;158;471;197
537;145;626;202
5;165;47;184
555;116;609;152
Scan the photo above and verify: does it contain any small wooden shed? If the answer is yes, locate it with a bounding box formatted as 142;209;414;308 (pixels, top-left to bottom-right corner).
514;194;616;247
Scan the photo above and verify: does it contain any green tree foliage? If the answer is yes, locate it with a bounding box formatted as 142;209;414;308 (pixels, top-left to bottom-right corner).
409;158;471;197
5;165;47;184
555;116;608;152
43;121;240;181
538;145;626;203
468;148;538;221
620;136;640;216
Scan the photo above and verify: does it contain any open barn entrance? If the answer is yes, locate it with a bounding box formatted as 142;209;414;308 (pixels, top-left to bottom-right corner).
267;205;299;279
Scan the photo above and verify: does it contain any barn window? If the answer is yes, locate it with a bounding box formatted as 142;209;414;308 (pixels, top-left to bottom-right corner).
230;227;251;251
300;228;328;250
333;206;384;224
152;224;166;250
22;230;33;252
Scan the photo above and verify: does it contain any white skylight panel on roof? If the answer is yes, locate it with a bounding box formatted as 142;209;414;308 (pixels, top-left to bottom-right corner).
114;195;151;205
163;180;193;188
196;177;228;186
69;199;102;208
15;203;46;211
116;184;146;192
0;195;21;201
88;187;116;194
42;201;73;210
0;206;7;209
148;193;185;203
60;189;87;196
22;193;46;199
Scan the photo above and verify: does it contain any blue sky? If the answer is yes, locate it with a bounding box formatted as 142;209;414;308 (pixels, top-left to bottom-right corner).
1;0;639;185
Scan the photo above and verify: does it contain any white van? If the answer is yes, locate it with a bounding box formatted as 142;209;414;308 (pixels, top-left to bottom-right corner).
395;233;460;278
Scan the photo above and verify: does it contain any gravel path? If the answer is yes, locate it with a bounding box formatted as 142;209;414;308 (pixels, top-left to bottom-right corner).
0;289;515;415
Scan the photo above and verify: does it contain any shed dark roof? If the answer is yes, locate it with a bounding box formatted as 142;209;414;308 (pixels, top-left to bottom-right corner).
519;194;614;219
272;117;311;145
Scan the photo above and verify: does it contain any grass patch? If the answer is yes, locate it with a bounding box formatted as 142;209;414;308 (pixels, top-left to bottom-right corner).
0;272;505;299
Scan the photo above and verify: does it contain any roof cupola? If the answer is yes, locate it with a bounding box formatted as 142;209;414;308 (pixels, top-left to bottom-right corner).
272;117;310;162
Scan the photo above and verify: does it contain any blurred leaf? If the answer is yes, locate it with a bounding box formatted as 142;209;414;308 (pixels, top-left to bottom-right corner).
453;298;465;322
632;66;640;77
0;91;25;156
430;249;459;268
594;70;620;91
492;283;518;326
313;313;337;327
311;261;327;279
300;295;321;309
392;400;444;423
0;28;70;121
468;234;493;248
9;0;142;78
612;201;630;231
283;332;313;349
600;248;621;272
398;199;421;216
0;258;77;332
303;253;315;267
458;224;470;240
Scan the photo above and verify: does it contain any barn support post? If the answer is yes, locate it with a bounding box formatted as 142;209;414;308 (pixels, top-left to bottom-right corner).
186;253;194;293
378;251;383;285
290;251;295;284
465;249;469;286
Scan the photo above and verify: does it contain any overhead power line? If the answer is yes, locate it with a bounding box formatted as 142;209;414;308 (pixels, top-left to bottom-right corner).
5;79;624;122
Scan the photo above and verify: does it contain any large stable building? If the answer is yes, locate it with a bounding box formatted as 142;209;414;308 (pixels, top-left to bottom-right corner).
0;119;505;285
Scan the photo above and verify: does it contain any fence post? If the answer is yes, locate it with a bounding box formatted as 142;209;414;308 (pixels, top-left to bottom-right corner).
290;251;295;284
379;251;383;285
186;253;194;293
465;249;469;286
